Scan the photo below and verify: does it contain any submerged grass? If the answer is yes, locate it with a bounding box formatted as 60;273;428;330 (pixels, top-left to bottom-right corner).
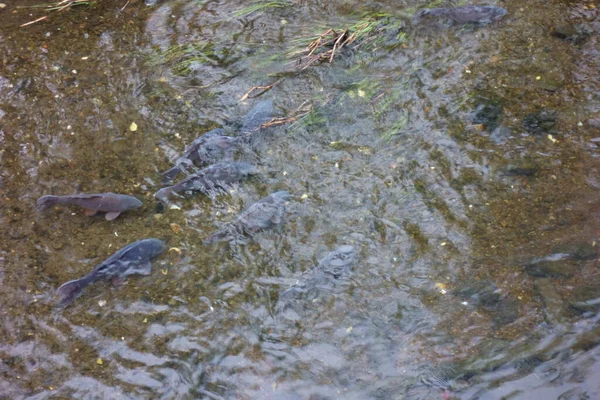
381;114;410;141
288;13;409;71
17;0;92;11
230;0;292;19
148;41;226;77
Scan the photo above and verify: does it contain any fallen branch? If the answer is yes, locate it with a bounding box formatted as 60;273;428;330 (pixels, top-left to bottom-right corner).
239;78;284;102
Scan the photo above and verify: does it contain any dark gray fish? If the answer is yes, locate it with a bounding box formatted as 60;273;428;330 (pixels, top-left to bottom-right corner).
156;162;258;204
36;192;142;220
415;6;508;25
162;128;239;182
56;238;166;306
240;100;274;136
277;245;357;316
205;190;291;243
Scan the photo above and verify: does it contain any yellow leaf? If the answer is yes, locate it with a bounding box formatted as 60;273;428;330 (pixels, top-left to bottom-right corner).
97;358;103;365
129;122;138;132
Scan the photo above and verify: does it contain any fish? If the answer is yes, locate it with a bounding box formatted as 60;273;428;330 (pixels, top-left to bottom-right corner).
36;192;142;220
277;245;357;317
205;190;291;243
415;6;508;25
162;128;239;182
56;238;166;306
278;245;358;309
240;99;274;136
161;101;274;181
155;162;258;204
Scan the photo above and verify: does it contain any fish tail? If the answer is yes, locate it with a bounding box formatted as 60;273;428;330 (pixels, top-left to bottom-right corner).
36;195;60;210
56;276;92;306
162;165;182;183
415;9;429;18
204;228;232;244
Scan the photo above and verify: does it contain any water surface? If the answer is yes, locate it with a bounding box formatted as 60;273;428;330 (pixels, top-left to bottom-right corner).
1;0;600;398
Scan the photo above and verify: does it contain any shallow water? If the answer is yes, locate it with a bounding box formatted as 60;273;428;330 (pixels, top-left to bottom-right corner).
1;0;600;399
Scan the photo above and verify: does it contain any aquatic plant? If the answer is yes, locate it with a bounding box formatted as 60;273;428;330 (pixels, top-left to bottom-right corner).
147;41;228;77
230;0;292;19
288;13;409;71
18;0;92;11
381;114;409;141
18;0;93;26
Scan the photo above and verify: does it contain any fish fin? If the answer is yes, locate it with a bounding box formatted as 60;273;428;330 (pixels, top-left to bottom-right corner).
162;165;182;183
83;209;98;216
133;260;153;276
104;211;121;221
57;278;89;306
204;228;232;244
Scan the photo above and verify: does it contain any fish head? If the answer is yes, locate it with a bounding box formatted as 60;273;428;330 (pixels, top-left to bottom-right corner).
146;239;168;256
154;187;172;205
124;196;143;210
491;7;508;21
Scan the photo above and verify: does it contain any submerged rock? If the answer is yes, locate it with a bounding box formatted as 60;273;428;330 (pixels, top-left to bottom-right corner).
523;110;557;135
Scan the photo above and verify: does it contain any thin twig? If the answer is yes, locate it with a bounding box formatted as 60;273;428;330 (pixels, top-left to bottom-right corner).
239;79;283;101
329;29;348;62
260;101;313;128
20;16;48;27
121;0;131;11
